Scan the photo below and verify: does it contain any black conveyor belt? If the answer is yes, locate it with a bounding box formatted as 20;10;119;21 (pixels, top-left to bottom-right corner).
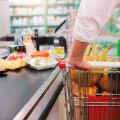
0;66;58;120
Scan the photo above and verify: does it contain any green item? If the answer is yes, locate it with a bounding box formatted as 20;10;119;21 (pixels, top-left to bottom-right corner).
117;39;120;56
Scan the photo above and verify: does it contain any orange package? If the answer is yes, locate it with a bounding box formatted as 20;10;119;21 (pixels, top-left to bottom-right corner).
30;50;50;58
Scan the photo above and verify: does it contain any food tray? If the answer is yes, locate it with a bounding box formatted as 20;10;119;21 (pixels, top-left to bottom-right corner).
23;57;58;70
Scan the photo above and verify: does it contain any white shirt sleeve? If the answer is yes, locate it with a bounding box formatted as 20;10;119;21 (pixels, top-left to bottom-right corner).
73;0;120;43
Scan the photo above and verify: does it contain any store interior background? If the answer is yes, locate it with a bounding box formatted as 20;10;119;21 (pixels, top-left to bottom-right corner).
0;0;120;57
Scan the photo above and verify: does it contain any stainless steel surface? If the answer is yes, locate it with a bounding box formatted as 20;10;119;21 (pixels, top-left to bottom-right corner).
14;66;61;120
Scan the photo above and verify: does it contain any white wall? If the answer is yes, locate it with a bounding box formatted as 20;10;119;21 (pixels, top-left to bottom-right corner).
0;0;10;38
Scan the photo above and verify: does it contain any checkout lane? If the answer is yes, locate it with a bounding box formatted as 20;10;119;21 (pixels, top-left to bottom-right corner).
0;36;67;120
0;64;61;120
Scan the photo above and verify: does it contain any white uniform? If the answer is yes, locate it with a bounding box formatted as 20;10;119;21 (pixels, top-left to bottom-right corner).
73;0;120;43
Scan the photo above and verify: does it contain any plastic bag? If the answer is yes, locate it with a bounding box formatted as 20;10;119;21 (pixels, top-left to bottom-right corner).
7;52;27;60
55;10;78;54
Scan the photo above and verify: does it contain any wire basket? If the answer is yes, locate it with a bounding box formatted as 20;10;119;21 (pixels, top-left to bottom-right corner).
60;61;120;120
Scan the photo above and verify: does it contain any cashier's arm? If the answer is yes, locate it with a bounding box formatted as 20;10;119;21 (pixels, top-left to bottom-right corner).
67;0;119;72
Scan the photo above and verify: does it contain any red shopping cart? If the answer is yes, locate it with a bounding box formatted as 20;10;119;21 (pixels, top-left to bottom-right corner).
59;61;120;120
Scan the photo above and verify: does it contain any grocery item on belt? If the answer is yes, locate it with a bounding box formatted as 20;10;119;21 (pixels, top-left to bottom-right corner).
29;50;50;58
0;52;27;70
8;45;26;54
0;59;27;70
7;52;27;60
23;36;35;54
23;57;58;70
8;45;18;54
54;47;65;55
33;58;52;66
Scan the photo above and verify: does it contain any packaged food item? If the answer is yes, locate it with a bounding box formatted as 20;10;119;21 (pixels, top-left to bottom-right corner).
33;58;53;66
8;45;18;54
23;36;35;54
0;59;27;70
1;52;28;70
30;50;50;58
16;45;26;53
54;46;65;55
8;45;26;54
23;57;58;70
7;52;27;61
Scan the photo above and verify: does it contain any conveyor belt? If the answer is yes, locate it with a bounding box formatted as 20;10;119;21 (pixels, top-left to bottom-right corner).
0;65;59;120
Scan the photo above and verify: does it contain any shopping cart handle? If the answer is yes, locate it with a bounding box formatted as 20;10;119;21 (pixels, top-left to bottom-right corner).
59;60;73;68
59;60;120;69
90;62;120;68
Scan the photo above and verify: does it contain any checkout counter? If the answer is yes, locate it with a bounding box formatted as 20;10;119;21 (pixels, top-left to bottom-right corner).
0;36;67;120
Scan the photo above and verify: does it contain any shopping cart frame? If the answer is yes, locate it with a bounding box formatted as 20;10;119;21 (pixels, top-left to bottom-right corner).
59;61;120;120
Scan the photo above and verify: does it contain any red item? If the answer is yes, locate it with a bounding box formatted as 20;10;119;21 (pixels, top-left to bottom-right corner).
30;50;50;58
0;67;4;71
88;96;120;120
59;60;66;69
7;52;27;60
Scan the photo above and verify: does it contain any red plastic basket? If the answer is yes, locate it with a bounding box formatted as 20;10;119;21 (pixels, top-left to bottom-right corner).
88;96;120;120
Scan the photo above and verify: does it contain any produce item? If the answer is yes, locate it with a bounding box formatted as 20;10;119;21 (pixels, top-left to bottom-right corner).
0;59;27;70
30;50;50;58
102;91;112;96
81;86;98;97
89;43;98;59
84;44;92;56
97;47;111;62
108;68;120;81
72;81;79;97
72;80;98;97
85;43;111;62
71;55;103;86
99;75;120;91
7;52;27;60
23;36;35;54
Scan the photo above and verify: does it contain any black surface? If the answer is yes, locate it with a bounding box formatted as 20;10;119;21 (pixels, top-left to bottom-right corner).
0;65;56;120
39;81;63;120
39;36;67;52
54;19;67;33
0;70;7;75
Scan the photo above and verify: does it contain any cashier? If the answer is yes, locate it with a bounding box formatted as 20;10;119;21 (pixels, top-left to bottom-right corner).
67;0;119;72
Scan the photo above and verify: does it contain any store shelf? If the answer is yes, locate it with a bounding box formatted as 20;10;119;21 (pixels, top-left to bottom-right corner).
48;25;58;28
9;4;42;7
48;3;73;6
48;14;69;16
10;14;44;17
9;0;74;34
11;25;45;28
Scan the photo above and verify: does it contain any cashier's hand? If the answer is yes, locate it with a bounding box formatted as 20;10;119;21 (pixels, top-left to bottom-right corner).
66;56;92;73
